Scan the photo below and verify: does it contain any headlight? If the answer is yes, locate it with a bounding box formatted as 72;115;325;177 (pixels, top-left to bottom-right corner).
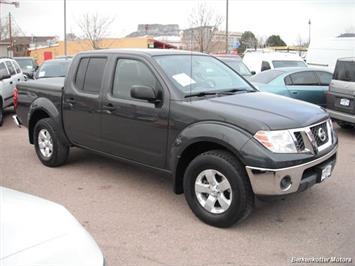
254;130;297;153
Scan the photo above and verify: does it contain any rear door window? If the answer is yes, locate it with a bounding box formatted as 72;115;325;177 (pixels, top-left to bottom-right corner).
5;61;16;75
289;71;319;85
333;60;355;82
13;61;22;73
74;57;107;94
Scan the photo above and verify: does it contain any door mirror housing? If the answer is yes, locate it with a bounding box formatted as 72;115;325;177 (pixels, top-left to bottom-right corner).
250;71;256;75
0;74;11;81
131;85;160;103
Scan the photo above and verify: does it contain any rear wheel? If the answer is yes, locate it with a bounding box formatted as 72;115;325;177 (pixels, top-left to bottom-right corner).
34;118;69;167
183;150;254;228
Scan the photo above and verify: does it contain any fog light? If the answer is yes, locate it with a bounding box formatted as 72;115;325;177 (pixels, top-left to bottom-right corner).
280;175;292;191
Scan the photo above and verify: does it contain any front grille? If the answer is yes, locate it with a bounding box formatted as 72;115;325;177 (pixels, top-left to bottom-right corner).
310;122;329;147
293;131;305;151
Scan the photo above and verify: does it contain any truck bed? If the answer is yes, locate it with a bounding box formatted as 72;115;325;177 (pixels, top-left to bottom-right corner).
16;78;65;128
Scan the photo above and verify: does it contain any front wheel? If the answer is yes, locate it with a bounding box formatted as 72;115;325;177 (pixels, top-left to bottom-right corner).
183;150;254;228
34;118;69;167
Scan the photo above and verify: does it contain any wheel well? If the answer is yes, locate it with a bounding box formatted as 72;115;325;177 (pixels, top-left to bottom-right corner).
174;141;240;194
29;110;50;144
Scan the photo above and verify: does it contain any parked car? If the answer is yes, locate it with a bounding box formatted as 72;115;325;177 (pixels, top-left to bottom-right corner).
0;57;25;126
14;57;38;79
14;49;338;228
249;67;333;107
243;51;307;74
306;37;355;72
215;55;255;77
326;57;355;128
34;58;72;79
0;186;105;266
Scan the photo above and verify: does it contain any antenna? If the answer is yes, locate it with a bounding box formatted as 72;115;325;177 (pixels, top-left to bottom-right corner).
189;28;193;101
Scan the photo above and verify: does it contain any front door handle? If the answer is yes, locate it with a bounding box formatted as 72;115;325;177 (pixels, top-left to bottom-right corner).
291;91;298;95
66;98;76;104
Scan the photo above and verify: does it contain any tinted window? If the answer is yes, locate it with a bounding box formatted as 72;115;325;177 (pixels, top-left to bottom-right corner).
75;58;89;91
0;62;9;76
83;58;107;94
333;60;355;82
113;59;159;100
272;60;307;68
261;61;271;72
317;71;332;85
15;58;33;69
289;71;318;85
284;75;292;85
249;70;284;84
5;61;16;75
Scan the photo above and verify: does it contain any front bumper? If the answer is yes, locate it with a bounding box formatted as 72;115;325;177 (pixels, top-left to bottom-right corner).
326;109;355;124
245;145;337;196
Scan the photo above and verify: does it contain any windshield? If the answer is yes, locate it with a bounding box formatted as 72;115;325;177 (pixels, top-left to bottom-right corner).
154;55;253;95
249;70;285;84
219;58;252;76
15;58;34;71
36;60;71;79
272;60;306;68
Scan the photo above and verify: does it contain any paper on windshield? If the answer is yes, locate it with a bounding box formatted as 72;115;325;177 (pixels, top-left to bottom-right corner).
172;73;196;87
38;71;45;78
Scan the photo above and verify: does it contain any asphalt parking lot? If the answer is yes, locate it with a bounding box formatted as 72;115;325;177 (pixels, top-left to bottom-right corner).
1;109;354;266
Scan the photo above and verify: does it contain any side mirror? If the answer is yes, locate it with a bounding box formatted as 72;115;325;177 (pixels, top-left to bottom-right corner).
251;71;256;75
0;74;11;81
130;85;160;103
24;72;34;79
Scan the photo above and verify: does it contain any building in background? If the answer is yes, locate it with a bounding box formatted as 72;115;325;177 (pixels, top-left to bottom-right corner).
1;36;56;57
0;41;11;57
29;37;176;64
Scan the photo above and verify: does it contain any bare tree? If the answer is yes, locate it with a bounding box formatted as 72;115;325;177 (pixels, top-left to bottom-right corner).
0;17;21;40
186;1;223;53
77;13;114;49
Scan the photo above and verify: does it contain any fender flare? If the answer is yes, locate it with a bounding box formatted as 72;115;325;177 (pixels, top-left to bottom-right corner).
28;97;69;145
168;121;252;193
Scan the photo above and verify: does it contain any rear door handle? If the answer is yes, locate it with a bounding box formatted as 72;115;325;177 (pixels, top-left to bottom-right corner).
291;91;298;95
67;98;76;103
10;81;13;84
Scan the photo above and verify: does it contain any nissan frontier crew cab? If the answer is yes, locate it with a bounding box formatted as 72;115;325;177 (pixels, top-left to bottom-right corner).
14;49;338;228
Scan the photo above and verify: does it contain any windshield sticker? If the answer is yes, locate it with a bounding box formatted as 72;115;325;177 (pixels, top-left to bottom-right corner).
172;73;196;87
38;71;45;77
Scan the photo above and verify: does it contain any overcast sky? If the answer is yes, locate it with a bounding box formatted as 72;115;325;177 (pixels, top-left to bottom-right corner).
2;0;355;45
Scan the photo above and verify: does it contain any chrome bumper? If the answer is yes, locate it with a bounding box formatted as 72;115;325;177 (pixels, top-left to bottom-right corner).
12;115;21;128
326;109;355;124
245;145;337;195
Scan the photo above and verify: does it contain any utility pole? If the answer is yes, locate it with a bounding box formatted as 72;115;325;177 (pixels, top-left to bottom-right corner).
225;0;229;53
64;0;67;56
8;12;12;52
0;1;19;40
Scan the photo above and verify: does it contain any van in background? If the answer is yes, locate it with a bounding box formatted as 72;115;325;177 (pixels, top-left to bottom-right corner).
242;51;306;74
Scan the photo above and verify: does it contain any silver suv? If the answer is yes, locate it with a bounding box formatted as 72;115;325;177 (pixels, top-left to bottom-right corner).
326;57;355;128
0;57;25;126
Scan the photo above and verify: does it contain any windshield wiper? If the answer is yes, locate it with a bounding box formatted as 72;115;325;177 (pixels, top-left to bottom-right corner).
218;88;254;95
184;91;219;98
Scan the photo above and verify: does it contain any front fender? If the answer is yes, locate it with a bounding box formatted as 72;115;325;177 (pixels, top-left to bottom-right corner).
169;121;252;174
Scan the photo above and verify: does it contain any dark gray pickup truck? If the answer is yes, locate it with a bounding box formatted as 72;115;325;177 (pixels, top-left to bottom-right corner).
14;49;338;227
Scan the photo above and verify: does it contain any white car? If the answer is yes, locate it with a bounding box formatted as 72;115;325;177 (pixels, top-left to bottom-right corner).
242;51;307;74
0;57;25;126
0;186;105;266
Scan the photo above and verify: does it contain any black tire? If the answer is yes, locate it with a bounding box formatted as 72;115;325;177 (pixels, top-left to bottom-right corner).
33;118;69;167
0;100;4;127
183;150;254;228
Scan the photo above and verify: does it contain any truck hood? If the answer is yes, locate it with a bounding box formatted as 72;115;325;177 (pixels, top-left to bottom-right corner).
186;91;328;134
0;187;103;265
